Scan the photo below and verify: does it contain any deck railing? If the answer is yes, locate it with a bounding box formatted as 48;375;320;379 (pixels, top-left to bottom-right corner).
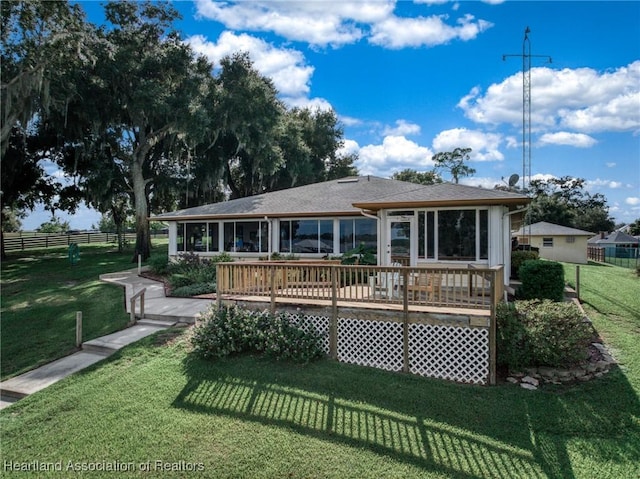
216;262;503;311
216;261;503;385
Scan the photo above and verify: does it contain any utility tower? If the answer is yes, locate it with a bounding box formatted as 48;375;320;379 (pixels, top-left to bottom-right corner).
503;27;552;194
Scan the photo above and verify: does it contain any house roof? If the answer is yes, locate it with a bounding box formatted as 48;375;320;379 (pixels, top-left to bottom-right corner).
513;221;594;237
588;230;640;245
152;176;530;221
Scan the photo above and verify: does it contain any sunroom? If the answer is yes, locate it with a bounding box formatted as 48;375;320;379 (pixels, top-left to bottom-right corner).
153;176;528;287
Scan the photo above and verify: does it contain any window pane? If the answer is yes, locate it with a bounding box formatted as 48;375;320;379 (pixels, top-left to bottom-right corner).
438;210;476;261
185;223;206;251
207;223;219;252
320;220;334;254
479;210;488;260
234;221;259;252
223;223;235;252
339;220;354;253
293;220;318;253
176;223;185;252
418;212;425;258
259;222;269;253
426;212;435;259
354;218;377;252
279;221;291;252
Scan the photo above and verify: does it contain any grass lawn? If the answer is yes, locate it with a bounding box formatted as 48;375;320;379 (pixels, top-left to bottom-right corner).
0;258;638;478
1;242;167;380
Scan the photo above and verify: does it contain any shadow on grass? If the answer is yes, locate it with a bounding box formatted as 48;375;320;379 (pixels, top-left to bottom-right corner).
174;354;640;478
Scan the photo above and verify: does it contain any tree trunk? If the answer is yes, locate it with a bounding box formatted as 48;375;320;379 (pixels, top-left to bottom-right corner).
131;159;151;262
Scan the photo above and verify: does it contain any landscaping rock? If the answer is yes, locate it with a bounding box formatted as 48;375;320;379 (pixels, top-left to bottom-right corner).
506;377;519;384
522;375;540;387
520;383;537;390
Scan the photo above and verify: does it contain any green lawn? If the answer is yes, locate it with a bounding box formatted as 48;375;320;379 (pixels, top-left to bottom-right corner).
0;258;638;478
1;242;166;380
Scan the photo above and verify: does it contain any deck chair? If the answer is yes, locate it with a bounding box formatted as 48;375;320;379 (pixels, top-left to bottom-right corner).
407;271;442;302
373;262;402;298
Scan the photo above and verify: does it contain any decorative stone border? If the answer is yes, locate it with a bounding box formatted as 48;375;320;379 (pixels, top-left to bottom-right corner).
506;297;616;390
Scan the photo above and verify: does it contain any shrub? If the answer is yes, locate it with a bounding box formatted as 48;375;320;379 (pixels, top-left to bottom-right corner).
170;282;216;297
511;250;538;279
191;306;325;363
517;260;565;302
496;299;594;370
148;255;170;275
496;302;532;371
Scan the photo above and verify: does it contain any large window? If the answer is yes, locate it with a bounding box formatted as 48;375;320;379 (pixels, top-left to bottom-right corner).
224;221;269;252
177;221;264;253
280;220;334;254
418;209;488;262
177;223;207;252
339;218;377;253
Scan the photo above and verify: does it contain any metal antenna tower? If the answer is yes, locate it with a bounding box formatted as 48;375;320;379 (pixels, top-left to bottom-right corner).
503;27;552;243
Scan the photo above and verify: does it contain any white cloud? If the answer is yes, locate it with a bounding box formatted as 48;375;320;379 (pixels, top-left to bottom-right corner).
383;119;421;136
432;128;504;161
459;61;640;134
355;135;435;177
606;162;617;168
187;31;331;108
369;13;492;49
194;0;492;50
194;0;391;48
538;132;597;148
459;176;503;189
626;197;640;206
587;179;624;190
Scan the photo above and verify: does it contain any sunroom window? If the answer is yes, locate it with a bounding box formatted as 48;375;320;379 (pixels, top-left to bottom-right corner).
418;209;489;262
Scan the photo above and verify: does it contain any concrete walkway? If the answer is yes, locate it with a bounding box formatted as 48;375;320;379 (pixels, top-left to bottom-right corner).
0;269;214;410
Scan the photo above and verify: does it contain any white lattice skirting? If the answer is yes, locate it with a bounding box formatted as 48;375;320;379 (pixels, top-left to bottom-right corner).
409;324;489;384
286;311;489;385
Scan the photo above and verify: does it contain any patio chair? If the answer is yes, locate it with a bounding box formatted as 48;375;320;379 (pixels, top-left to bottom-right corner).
407;271;442;302
372;262;402;298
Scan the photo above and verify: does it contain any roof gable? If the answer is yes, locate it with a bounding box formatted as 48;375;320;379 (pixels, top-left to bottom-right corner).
514;221;594;237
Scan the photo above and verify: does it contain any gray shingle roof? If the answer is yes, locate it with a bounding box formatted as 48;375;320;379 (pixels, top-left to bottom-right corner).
588;230;640;245
152;176;529;220
513;221;594;237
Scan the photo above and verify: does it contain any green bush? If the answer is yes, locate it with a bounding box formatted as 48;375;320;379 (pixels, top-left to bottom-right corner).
511;250;538;279
517;260;565;302
191;306;325;363
496;302;532;371
148;255;170;275
170;282;216;297
497;300;594;369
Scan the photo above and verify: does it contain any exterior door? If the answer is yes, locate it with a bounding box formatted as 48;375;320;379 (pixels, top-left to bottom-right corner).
386;217;415;266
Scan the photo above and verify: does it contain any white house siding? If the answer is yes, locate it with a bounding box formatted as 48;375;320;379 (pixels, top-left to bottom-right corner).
527;235;589;264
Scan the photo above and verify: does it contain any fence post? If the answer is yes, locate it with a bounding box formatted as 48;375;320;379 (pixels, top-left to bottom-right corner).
402;268;409;373
576;265;580;301
138;254;142;275
76;311;83;348
329;265;338;360
269;266;276;314
488;271;497;385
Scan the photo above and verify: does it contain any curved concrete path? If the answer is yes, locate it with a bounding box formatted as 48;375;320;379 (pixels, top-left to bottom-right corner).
0;269;214;409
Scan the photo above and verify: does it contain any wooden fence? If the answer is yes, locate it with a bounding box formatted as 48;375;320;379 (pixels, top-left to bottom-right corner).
216;262;503;384
3;232;167;252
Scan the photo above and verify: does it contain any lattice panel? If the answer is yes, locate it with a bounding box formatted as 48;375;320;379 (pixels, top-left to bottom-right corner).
285;312;330;354
408;324;489;384
337;318;403;371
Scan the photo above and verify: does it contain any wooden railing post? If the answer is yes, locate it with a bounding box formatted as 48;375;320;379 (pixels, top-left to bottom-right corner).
402;268;409;373
270;265;276;314
216;264;222;310
330;265;338;360
76;311;83;348
488;269;497;385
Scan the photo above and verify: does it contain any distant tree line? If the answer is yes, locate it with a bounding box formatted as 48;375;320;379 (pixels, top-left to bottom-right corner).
1;1;357;259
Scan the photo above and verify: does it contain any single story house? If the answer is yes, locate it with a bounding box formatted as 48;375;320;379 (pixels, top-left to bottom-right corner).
588;230;639;258
152;176;529;286
513;221;593;264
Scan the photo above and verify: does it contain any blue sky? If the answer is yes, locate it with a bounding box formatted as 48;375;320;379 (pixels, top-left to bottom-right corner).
24;0;640;230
